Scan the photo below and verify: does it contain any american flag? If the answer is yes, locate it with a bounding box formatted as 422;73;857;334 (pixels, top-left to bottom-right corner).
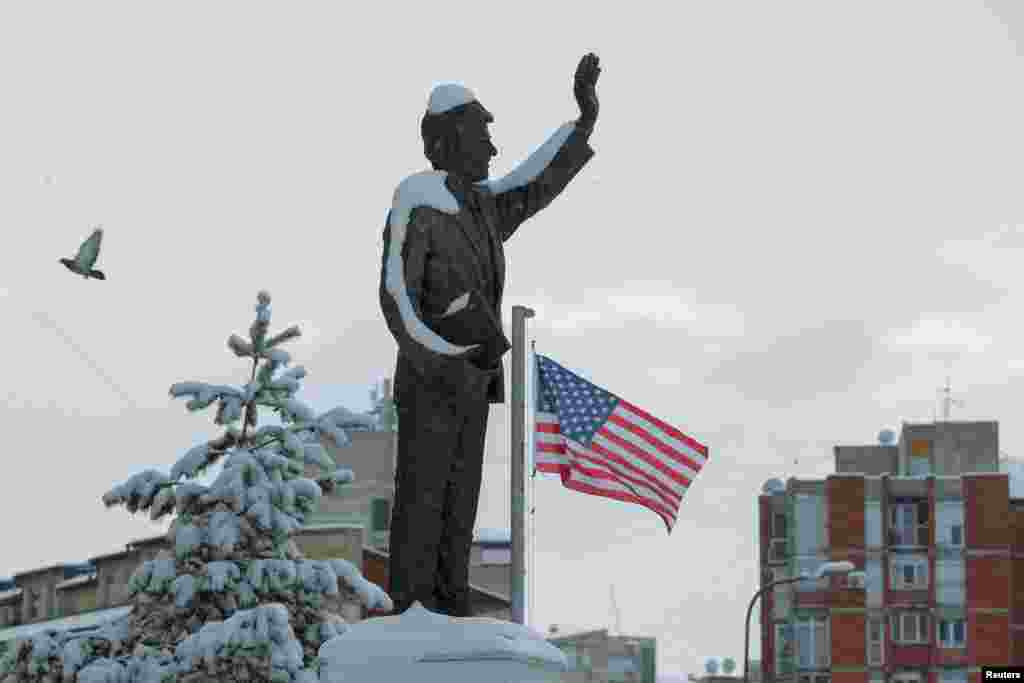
533;353;708;533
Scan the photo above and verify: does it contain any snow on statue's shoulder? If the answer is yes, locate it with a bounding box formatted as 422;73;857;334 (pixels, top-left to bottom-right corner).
384;170;476;357
392;170;460;221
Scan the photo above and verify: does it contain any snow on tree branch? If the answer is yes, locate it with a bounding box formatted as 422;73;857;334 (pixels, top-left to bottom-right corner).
265;325;301;349
7;292;396;683
228;333;255;358
101;469;170;513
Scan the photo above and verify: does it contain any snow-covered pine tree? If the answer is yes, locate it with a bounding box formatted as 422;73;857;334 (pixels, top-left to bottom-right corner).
0;291;392;683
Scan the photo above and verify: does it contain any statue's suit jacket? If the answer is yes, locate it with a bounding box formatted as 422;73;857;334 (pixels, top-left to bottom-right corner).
380;120;595;406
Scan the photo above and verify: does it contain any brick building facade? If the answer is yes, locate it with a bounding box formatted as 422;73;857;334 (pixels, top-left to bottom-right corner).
759;420;1017;683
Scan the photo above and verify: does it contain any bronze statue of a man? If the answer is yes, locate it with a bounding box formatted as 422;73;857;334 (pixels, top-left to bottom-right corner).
379;53;601;617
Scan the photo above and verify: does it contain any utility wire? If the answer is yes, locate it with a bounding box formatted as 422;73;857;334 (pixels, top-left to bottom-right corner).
7;294;134;406
0;282;134;405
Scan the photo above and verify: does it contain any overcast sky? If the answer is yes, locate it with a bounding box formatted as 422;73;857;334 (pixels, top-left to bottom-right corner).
3;1;1024;679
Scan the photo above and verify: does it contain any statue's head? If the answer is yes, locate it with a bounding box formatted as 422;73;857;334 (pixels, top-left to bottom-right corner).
421;83;497;182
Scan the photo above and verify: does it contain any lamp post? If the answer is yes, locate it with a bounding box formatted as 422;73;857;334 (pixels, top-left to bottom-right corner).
743;561;855;683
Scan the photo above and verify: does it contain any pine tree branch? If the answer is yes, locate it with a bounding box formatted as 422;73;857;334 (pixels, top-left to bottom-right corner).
239;357;259;443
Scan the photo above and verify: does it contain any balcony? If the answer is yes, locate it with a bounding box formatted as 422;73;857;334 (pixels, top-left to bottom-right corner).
888;500;930;548
768;539;788;564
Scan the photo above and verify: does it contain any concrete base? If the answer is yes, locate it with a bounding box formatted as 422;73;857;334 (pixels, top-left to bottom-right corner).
318;601;567;682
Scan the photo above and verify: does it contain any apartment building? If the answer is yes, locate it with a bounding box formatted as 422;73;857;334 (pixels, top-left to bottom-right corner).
758;420;1019;683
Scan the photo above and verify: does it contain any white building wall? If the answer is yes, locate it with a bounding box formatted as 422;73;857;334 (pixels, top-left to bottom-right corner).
865;501;882;548
936;500;964;547
935;560;965;606
795;495;824;555
794;495;828;592
865;558;883;608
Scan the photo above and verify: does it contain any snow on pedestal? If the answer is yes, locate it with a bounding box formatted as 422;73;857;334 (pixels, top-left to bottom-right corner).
317;601;568;683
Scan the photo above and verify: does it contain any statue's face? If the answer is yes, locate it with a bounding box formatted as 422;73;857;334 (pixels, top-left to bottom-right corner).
453;109;497;182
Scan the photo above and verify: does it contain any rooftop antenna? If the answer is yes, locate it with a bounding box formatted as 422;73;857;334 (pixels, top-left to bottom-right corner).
938;376;965;422
609;584;622;636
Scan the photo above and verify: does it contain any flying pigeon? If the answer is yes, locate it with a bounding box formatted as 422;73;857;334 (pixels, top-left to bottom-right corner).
60;227;106;280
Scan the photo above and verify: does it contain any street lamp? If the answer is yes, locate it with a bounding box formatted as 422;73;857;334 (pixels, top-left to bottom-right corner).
743;561;854;683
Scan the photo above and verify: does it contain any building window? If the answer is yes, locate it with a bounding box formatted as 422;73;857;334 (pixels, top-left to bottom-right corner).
769;538;788;563
909;440;932;476
608;653;641;680
890;612;929;644
560;645;592;672
772;512;787;538
480;546;511;565
105;573;117;604
27;589;40;620
798;675;831;683
949;524;962;546
938;619;966;648
795;616;829;668
892;673;923;683
370;497;391;532
776;623;795;672
769;512;788;561
889;501;929;546
867;616;884;665
890;557;928;590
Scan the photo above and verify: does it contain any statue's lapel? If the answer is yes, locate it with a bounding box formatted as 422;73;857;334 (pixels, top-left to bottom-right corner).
446;176;488;288
454;205;488;284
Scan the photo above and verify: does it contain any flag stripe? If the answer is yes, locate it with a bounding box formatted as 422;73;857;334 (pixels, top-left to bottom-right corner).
615;402;708;468
600;418;698;486
620;399;709;457
575;441;682;510
608;410;704;475
559;461;674;533
588;435;684;506
566;462;677;525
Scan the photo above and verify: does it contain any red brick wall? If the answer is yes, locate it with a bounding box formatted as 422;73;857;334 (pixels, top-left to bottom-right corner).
1013;629;1024;667
1013;557;1024;626
966;557;1011;609
889;643;931;667
933;647;968;667
363;551;390;617
827;476;865;549
1013;508;1024;552
830;612;866;666
759;496;773;679
760;497;771;564
970;611;1009;666
964;476;1010;548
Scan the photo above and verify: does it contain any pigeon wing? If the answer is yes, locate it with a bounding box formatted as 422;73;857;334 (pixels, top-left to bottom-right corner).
75;228;103;268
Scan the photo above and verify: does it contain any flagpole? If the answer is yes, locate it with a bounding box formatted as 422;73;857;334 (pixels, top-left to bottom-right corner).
510;305;534;625
528;339;538;630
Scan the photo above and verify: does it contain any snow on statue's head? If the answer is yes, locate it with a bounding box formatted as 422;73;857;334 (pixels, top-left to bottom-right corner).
421;82;497;182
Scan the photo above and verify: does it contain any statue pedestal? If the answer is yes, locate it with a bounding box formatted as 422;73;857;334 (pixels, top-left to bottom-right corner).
318;601;568;682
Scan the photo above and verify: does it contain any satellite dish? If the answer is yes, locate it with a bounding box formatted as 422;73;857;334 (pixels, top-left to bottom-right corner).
705;658;719;674
762;478;785;494
878;429;896;445
722;658;736;675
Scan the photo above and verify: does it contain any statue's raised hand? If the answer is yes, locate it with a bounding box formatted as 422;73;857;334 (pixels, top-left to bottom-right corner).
574;52;601;129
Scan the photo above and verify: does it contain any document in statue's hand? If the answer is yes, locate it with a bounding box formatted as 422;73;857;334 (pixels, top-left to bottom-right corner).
430;290;510;366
